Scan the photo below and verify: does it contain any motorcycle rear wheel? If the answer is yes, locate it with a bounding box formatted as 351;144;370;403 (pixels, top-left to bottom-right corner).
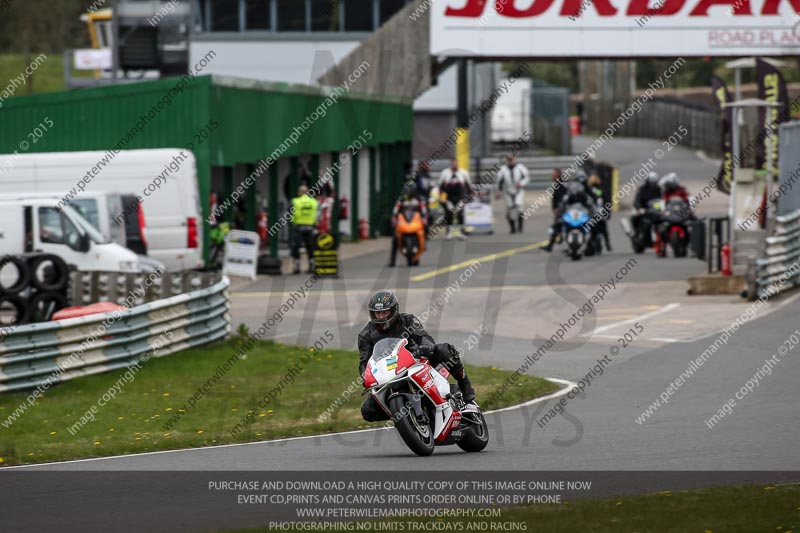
631;236;645;254
670;232;687;258
389;396;435;456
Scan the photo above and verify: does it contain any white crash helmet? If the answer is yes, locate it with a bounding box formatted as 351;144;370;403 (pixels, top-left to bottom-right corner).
659;172;679;188
646;171;659;185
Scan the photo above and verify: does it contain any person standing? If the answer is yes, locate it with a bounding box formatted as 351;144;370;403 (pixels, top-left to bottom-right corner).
290;185;319;274
438;158;473;240
414;161;434;200
496;154;530;234
543;168;568;252
587;174;611;252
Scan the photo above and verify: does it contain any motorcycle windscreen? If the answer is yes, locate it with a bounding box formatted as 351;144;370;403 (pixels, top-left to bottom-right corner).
371;338;404;362
563;204;590;226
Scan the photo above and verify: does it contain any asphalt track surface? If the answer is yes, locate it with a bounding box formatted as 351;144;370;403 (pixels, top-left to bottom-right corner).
6;136;799;474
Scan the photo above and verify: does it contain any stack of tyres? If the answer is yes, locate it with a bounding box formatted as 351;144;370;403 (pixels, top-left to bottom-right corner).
0;254;69;325
0;255;29;327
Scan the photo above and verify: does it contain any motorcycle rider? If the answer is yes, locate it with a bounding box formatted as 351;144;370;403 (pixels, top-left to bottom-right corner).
438;158;473;240
658;172;694;250
358;290;476;422
660;172;690;202
634;171;662;209
496;154;530;234
556;180;598;255
388;182;428;267
560;179;595;214
543;168;568;252
631;171;663;250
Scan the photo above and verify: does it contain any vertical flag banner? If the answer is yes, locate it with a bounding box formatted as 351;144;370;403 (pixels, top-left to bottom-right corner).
710;76;733;194
756;59;789;178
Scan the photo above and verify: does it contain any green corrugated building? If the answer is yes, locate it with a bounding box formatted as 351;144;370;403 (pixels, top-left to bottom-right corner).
0;74;413;259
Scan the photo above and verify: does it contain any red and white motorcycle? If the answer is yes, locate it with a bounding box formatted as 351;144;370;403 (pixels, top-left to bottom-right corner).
363;338;489;456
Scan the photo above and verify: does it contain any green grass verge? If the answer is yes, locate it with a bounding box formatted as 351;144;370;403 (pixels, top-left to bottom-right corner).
0;53;93;96
226;484;800;533
0;338;558;466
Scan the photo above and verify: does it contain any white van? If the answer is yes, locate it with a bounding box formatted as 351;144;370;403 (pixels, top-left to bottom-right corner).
0;192;164;273
0;198;141;272
0;149;203;271
0;191;126;245
491;78;532;143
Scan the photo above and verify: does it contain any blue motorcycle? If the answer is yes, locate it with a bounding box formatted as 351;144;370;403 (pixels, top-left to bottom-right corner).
561;203;598;261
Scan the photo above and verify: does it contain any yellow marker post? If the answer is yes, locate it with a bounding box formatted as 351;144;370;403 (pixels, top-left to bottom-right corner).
456;128;470;173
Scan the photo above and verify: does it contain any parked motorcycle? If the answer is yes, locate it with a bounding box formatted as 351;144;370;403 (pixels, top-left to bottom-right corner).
621;198;664;255
660;197;692;258
363;338;489;457
561;203;597;261
395;201;426;267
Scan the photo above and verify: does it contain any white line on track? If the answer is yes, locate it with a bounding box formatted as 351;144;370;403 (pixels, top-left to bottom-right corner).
592;303;680;335
593;334;681;343
0;378;577;470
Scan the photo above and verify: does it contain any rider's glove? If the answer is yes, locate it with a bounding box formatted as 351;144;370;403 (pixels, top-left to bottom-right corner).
415;345;433;359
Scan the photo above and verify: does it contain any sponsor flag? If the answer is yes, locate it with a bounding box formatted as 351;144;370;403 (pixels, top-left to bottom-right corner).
710;75;733;194
756;59;790;177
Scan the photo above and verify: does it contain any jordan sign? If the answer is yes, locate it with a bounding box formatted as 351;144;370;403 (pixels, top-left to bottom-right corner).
430;0;800;57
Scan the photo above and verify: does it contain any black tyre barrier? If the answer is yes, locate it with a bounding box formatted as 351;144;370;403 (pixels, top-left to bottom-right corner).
0;255;31;295
0;294;28;327
0;254;70;325
257;254;283;275
28;291;68;323
27;254;69;292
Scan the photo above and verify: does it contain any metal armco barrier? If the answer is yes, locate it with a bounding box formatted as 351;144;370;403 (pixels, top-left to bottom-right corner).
69;270;222;307
0;277;231;393
753;210;800;300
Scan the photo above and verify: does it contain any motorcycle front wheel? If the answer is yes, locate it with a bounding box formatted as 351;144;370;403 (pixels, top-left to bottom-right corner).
457;411;489;453
389;395;435;456
403;235;417;267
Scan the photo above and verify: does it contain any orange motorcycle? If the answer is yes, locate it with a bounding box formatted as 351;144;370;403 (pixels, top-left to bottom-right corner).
396;205;426;267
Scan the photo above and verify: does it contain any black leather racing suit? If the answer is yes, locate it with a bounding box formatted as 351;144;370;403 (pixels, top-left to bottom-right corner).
357;313;467;422
633;183;663;246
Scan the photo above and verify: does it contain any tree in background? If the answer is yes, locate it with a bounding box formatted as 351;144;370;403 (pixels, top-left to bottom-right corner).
0;0;93;93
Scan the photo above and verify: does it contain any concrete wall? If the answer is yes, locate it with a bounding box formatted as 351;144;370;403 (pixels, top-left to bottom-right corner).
189;36;457;112
190;38;362;85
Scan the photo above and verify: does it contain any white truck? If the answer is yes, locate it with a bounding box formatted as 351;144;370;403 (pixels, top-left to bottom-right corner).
0;198;141;272
0;149;203;271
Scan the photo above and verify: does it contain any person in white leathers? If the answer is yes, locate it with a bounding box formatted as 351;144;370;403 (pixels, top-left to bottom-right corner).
438;158;473;240
496;154;530;234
